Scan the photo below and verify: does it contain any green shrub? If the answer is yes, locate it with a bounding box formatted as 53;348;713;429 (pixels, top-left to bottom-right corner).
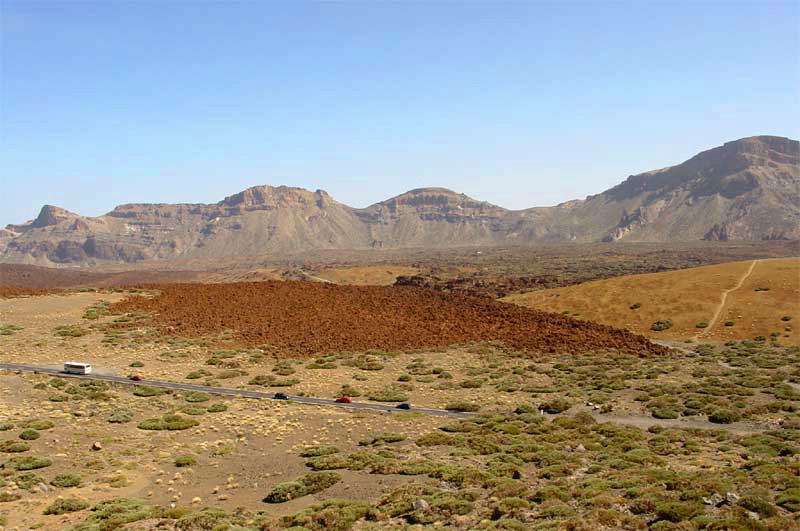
738;495;777;517
183;391;210;403
51;473;82;488
655;501;701;522
359;433;406;446
541;397;572;414
337;384;361;398
137;415;198;431
651;320;673;332
0;422;13;431
4;455;52;470
20;419;54;431
368;387;409;402
174;455;197;467
108;408;134;424
129;361;144;368
0;492;21;502
43;497;89;515
724;320;735;327
629;303;642;310
444;401;480;412
651;408;679;419
264;471;341;503
79;497;153;529
19;429;40;440
53;325;88;337
280;498;373;530
300;445;340;458
180;405;207;416
782;315;792;322
708;409;740;424
776;488;800;512
0;440;30;453
695;322;708;329
132;386;165;397
207;403;227;413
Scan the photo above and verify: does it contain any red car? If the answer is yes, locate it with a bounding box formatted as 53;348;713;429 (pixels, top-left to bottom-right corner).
129;374;142;381
335;396;352;404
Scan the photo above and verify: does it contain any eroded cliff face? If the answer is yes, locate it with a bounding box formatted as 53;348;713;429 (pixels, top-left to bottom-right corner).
2;136;798;266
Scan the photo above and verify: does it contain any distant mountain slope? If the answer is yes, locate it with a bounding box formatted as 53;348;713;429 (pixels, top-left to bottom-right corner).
2;136;797;266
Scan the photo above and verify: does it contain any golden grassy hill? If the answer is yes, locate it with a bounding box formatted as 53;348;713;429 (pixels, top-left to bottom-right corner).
313;265;420;286
503;257;799;345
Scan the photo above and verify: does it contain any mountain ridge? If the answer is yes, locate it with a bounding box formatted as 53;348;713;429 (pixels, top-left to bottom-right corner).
3;135;798;266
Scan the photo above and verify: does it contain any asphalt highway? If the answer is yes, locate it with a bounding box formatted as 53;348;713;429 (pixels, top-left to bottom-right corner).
0;362;473;419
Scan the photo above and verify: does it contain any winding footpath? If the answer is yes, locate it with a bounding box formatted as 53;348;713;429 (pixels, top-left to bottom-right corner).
696;259;760;340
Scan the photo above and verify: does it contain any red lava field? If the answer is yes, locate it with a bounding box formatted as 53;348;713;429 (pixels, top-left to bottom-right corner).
111;281;670;356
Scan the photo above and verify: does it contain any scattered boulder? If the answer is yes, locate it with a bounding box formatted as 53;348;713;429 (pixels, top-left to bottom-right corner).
412;499;430;511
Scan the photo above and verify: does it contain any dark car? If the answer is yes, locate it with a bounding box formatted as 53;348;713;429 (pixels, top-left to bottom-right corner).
274;392;289;400
335;396;353;403
395;403;412;410
129;374;142;381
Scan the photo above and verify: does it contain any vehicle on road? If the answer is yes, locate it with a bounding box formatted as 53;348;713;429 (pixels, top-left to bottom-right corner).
63;362;92;375
274;392;289;400
335;396;352;403
396;403;411;410
129;374;142;381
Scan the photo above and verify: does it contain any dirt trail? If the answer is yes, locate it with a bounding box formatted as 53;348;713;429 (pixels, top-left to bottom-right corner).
696;259;759;339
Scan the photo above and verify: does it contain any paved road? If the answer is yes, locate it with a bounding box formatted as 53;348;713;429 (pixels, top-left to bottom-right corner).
0;362;472;419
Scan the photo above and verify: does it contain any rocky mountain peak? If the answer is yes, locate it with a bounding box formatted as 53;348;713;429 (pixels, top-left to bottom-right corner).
219;185;334;209
33;205;78;228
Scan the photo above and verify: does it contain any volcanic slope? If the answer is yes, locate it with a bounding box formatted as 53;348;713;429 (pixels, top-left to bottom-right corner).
110;281;669;356
503;258;800;345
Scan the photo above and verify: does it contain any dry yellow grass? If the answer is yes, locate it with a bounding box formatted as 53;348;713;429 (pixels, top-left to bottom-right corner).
503;258;800;345
313;265;419;286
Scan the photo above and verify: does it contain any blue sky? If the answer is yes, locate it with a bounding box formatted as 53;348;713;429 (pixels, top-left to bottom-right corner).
1;1;798;226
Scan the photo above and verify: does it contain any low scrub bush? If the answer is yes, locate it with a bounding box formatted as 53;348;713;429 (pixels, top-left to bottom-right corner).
43;497;89;515
4;455;52;470
540;397;572;414
0;440;30;453
108;408;134;424
174;455;197;467
138;415;198;431
20;419;54;431
708;409;740;424
368;387;409;402
19;429;39;440
300;445;340;458
132;386;166;397
51;473;81;488
264;471;341;503
183;391;210;403
651;320;674;332
445;401;480;412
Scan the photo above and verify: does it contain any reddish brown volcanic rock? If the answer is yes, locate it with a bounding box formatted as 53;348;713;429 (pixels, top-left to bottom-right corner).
110;281;670;356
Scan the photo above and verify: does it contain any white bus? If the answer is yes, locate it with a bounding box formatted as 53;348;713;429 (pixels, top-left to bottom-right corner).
63;362;92;375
